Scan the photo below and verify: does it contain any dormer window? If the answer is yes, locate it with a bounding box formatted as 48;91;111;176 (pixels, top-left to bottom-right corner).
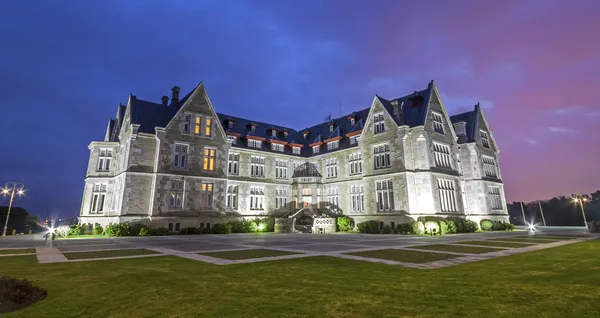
303;133;308;139
227;121;234;129
350;118;355;126
283;131;288;137
480;130;490;148
292;146;300;155
329;125;334;132
271;129;276;137
251;125;257;133
349;136;358;145
327;140;339;150
313;145;320;154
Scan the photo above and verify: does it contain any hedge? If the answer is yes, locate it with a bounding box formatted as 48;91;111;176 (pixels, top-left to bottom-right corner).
357;220;380;234
480;219;494;231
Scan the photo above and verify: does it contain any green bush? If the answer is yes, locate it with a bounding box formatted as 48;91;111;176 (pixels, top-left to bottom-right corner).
480;219;494;231
212;223;232;234
412;221;425;235
356;220;380;234
442;219;457;234
506;223;515;231
423;221;440;235
588;221;600;233
68;225;85;236
395;222;414;235
179;227;197;235
149;227;169;236
12;229;16;236
229;220;251;233
139;226;150;236
445;217;478;233
336;216;352;232
195;227;212;234
93;225;103;235
464;220;478;233
105;223;131;237
381;224;392;234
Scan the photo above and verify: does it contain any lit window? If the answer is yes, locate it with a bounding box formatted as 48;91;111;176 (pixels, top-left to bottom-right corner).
275;159;288;179
348;152;362;175
374;144;391;169
376;180;394;211
325;158;338;179
312;145;320;154
174;144;188;168
203;148;216;171
438;179;458;212
183;114;191;134
205;118;212;137
326;187;339;208
228;153;239;175
488;186;503;210
97;149;112;172
349;136;358;145
248;139;261;149
276;188;288;209
350;185;364;212
226;185;238;209
432;112;444;134
433;142;452;169
250;186;264;210
90;183;107;214
480;130;490;148
251;156;265;177
227;135;237;143
195;116;201;135
482;156;498;178
169;181;184;208
272;129;277;137
374;113;385;134
200;183;213;208
271;143;284;152
292;147;301;155
302;188;312;196
327;140;339;150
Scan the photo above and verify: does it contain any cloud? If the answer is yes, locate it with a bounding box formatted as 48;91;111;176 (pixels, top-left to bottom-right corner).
547;126;576;133
587;110;600;117
525;138;538;145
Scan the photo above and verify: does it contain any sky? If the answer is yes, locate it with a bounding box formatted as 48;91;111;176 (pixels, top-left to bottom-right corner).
0;0;599;218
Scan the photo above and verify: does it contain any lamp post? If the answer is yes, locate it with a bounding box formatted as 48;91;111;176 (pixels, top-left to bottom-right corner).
2;182;26;237
572;196;588;227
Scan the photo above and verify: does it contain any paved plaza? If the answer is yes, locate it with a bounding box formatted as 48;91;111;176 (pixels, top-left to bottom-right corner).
0;228;595;269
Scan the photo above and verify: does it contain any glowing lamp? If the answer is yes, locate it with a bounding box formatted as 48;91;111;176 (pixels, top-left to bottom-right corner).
528;224;536;231
257;223;265;231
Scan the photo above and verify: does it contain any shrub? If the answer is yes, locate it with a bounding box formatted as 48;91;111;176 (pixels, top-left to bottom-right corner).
104;223;131;237
506;223;515;231
424;221;440;235
179;227;196;235
138;226;150;236
443;219;457;234
195;227;212;234
230;220;251;233
480;219;494;231
357;220;380;234
93;225;103;235
463;220;478;233
381;224;392;234
149;227;169;236
212;223;232;234
0;276;47;313
412;221;425;235
588;221;600;233
395;222;414;235
11;229;16;236
67;225;84;237
336;216;352;232
445;217;478;233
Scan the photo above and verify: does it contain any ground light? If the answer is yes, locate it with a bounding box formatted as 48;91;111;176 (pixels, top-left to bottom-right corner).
257;223;265;231
528;224;536;231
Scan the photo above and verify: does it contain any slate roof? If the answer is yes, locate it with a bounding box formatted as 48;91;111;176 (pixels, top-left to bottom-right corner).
449;103;480;143
106;81;479;156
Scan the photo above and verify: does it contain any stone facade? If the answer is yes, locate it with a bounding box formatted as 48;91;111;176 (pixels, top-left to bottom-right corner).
79;81;509;230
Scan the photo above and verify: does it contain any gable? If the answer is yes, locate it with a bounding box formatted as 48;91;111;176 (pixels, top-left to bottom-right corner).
361;96;399;138
423;83;457;141
474;105;499;151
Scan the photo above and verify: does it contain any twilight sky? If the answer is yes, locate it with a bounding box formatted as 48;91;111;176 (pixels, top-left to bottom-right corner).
0;0;599;218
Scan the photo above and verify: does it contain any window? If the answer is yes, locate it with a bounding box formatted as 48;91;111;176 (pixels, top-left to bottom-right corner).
433;142;452;168
432;112;444;134
275;159;288;179
227;135;237;144
251;156;265;177
248;139;261;149
205;118;212;136
376;180;395;211
169;181;184;208
183;114;191;134
302;188;312;196
175;223;181;231
348;152;362;175
326;187;339;207
374;113;385;134
350;118;355;126
226;185;238;209
174;144;188;168
438;179;458;212
271;129;277;137
250;186;264;210
349;136;358;145
292;146;301;155
374;144;391;169
482;156;498;178
480;130;490;148
312;145;320;154
272;143;284;152
251;125;257;133
227;121;234;129
488;186;503;210
168;223;173;231
276;189;288;209
228;153;239;175
200;183;213;208
326;158;338;178
195;115;201;135
203;148;216;171
90;183;107;213
351;185;365;212
327;140;339;150
97;149;112;172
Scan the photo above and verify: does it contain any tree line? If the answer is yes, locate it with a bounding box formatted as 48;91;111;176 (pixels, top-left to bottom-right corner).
507;190;600;226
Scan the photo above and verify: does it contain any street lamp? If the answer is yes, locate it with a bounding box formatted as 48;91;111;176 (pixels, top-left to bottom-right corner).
572;196;588;226
1;182;26;237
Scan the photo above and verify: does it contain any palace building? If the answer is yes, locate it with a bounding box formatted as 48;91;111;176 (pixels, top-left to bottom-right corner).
79;80;509;232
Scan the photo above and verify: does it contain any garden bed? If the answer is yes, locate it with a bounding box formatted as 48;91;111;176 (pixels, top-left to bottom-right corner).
0;276;46;314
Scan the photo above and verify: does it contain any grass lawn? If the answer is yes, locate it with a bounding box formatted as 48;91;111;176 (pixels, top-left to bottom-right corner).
346;248;458;263
56;235;109;240
1;241;600;317
63;249;159;260
410;244;502;254
200;249;298;260
488;237;558;244
454;240;537;248
0;248;35;255
516;235;579;241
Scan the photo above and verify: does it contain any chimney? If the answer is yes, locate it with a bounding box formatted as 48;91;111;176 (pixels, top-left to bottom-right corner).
453;121;468;143
171;86;181;105
161;96;169;106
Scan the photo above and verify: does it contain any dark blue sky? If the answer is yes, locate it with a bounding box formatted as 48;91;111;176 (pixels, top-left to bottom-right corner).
1;0;599;218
